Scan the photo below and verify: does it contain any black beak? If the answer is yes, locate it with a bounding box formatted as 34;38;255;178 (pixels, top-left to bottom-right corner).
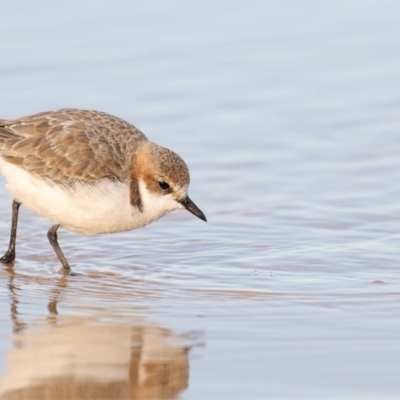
178;196;207;222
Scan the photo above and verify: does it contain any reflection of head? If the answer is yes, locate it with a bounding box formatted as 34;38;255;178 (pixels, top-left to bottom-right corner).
0;319;192;400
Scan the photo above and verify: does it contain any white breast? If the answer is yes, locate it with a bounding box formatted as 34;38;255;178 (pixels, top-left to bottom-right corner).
0;159;180;235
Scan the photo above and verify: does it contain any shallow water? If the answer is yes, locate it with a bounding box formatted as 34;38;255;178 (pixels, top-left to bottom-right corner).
1;1;400;399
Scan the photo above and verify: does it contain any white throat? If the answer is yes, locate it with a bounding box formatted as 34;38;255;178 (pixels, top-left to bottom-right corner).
138;179;182;223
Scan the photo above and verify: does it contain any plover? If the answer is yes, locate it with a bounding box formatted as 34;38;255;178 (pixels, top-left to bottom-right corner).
0;109;206;273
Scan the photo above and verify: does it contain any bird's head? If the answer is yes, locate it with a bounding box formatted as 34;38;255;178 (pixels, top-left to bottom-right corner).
133;142;207;223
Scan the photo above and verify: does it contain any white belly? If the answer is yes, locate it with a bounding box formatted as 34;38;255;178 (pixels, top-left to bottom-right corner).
0;159;163;235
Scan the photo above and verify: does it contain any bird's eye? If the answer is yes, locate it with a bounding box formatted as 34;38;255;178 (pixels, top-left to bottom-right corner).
158;181;170;191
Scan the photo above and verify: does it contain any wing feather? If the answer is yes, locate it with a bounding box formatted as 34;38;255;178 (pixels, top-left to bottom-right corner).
0;109;148;184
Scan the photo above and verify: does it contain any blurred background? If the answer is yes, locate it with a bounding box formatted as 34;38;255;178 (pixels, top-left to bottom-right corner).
1;0;400;399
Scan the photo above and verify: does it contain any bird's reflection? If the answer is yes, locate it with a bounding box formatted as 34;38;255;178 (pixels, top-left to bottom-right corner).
0;266;198;400
5;262;27;334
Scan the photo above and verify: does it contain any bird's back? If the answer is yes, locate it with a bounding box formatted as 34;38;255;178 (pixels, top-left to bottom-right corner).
0;108;148;184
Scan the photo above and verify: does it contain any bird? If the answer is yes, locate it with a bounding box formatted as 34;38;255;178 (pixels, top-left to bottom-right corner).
0;108;206;274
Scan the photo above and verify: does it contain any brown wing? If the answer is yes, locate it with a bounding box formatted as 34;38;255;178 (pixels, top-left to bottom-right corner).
0;109;148;184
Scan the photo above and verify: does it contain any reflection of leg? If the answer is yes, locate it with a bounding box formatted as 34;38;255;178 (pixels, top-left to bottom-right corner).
47;224;72;273
48;274;68;317
5;263;27;333
1;200;21;263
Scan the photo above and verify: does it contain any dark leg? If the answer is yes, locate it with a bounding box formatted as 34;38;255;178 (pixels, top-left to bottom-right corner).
47;224;72;273
1;200;21;263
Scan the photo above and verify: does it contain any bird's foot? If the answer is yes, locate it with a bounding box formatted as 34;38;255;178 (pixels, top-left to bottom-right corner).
0;250;16;264
59;267;79;276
